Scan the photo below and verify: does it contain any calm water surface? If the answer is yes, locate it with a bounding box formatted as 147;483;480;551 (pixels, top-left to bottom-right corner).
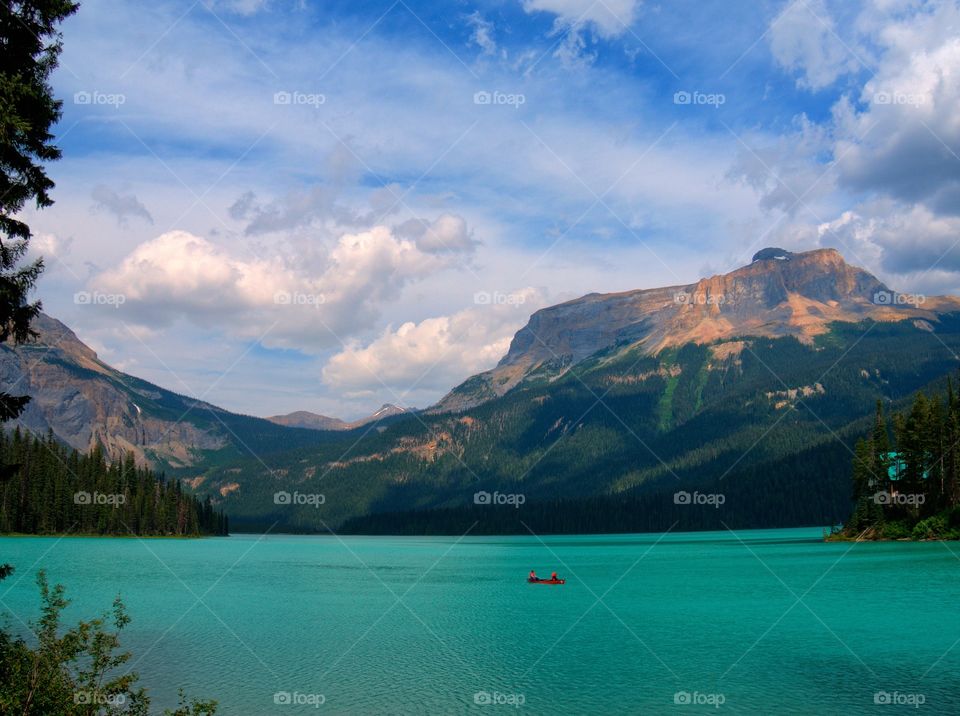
1;528;958;714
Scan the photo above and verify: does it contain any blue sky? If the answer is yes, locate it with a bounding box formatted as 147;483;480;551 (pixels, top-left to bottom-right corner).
26;0;960;417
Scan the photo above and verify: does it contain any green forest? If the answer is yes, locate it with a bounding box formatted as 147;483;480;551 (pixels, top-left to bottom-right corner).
0;429;228;537
837;377;960;540
218;317;960;534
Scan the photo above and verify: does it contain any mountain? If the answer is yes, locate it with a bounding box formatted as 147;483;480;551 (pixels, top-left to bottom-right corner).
266;404;409;431
434;248;956;412
265;411;348;431
193;248;960;532
7;248;960;535
0;314;331;470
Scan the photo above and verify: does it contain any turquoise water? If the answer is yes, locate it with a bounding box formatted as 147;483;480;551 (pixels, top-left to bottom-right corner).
1;528;959;714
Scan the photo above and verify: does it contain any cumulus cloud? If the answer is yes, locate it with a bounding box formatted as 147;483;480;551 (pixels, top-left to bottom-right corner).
90;185;153;226
833;3;960;214
31;233;73;260
818;203;960;277
745;0;960;289
522;0;640;39
94;230;288;327
90;226;472;349
395;213;478;253
322;287;547;395
768;0;863;90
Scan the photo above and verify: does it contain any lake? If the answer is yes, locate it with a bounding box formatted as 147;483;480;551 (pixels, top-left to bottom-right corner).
1;528;958;714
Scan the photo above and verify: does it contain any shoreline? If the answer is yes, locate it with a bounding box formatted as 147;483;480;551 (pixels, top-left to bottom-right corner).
0;532;223;540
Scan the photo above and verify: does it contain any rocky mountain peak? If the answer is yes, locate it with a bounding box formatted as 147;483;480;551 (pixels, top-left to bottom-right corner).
751;247;794;262
435;247;960;413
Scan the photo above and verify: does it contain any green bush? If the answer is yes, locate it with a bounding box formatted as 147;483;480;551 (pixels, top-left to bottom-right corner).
882;520;911;539
912;516;947;540
0;567;216;715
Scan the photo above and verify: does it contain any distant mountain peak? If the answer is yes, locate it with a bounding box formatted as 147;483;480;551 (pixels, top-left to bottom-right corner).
371;403;406;418
751;247;795;262
265;411;348;431
266;403;410;432
434;247;960;413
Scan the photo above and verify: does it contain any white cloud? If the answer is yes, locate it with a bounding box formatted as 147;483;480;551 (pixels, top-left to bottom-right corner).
204;0;270;16
91;225;472;349
744;0;960;291
31;0;807;417
768;0;863;90
31;233;73;261
466;11;499;56
395;213;478;253
818;202;960;278
834;2;960;213
322;287;548;396
522;0;641;38
727;115;835;213
95;230;285;324
553;25;597;69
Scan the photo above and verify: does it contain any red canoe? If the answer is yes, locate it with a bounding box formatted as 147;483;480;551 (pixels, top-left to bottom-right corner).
528;578;565;584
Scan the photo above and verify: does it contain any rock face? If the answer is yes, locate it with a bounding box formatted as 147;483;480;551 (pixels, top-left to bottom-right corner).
751;247;794;262
434;248;960;412
0;314;227;466
266;404;409;431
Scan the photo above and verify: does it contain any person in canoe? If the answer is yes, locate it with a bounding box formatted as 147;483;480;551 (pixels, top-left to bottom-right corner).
529;569;539;582
550;571;559;581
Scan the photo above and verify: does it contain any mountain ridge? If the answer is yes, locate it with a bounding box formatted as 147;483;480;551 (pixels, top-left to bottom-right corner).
433;247;960;412
6;247;960;533
0;314;330;469
265;404;410;431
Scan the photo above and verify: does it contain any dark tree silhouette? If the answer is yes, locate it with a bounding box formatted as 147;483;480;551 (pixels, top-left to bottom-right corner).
0;0;79;422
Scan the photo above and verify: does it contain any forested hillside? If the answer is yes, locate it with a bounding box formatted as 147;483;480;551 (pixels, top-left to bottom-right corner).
0;429;228;536
203;315;960;532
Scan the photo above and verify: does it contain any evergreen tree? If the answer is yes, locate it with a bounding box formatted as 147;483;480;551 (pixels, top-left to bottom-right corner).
0;430;229;536
837;372;960;539
0;0;79;422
